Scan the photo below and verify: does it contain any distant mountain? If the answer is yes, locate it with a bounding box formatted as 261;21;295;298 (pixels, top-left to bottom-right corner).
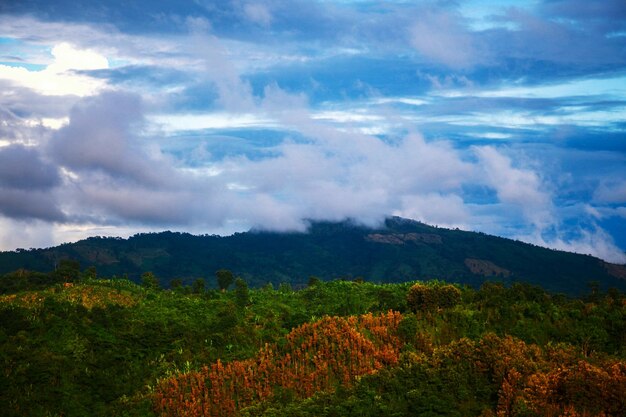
1;217;624;295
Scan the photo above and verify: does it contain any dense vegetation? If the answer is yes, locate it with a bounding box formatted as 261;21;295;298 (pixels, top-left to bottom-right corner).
1;267;624;417
1;217;625;295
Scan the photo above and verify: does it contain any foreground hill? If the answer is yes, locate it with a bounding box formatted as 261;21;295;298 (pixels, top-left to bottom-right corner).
1;217;625;295
1;278;624;417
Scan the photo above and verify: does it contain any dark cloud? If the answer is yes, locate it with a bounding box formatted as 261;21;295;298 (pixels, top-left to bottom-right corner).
0;188;65;221
49;91;170;187
45;91;228;227
0;145;60;189
0;142;64;222
0;145;63;222
0;81;79;119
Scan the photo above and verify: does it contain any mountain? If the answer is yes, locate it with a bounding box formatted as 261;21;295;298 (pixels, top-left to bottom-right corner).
1;217;624;295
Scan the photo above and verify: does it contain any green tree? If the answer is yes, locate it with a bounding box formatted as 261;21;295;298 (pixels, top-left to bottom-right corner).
407;283;460;312
438;285;462;309
216;269;234;292
407;283;434;312
170;278;183;291
141;271;160;290
308;276;321;287
235;277;250;308
192;277;206;294
279;282;292;293
55;259;81;282
82;266;97;280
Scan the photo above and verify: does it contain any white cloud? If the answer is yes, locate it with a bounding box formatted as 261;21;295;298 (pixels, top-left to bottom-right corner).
409;11;481;68
0;11;623;265
0;43;109;96
474;146;553;229
466;132;513;140
372;97;429;106
0;216;56;250
473;76;626;99
243;3;273;27
24;117;70;130
594;180;626;204
523;227;626;265
149;112;276;132
394;193;470;229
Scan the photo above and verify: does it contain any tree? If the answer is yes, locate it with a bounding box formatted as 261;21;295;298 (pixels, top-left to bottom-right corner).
141;271;160;290
407;283;461;312
192;278;206;294
82;266;97;280
170;278;183;291
235;278;250;308
216;269;234;291
407;283;434;312
308;276;321;287
55;259;81;282
438;285;461;309
279;282;292;293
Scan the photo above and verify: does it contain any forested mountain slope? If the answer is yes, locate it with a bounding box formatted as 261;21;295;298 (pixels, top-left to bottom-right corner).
1;278;624;417
1;217;624;295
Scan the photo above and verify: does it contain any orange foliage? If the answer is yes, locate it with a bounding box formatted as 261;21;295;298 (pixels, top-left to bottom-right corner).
153;311;403;417
153;315;626;417
520;360;626;417
0;284;137;310
432;333;625;417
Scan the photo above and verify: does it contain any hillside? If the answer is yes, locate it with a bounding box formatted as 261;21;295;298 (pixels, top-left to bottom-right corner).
1;278;624;417
1;217;625;295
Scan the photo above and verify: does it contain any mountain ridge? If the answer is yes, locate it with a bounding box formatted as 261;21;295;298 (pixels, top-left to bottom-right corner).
1;217;624;295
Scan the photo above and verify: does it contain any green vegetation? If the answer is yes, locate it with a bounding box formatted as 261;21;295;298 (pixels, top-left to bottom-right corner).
0;267;624;416
1;218;625;295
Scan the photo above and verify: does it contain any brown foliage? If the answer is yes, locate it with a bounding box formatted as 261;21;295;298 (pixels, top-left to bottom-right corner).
153;311;403;417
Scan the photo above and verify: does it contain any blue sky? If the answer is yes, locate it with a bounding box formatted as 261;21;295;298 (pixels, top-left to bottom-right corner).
0;0;624;263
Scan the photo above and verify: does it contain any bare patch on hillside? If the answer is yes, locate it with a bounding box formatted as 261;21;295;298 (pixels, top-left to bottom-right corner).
604;262;626;280
365;233;442;245
73;245;118;264
464;258;510;277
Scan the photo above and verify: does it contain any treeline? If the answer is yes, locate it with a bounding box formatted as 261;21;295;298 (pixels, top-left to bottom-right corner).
2;217;625;296
0;269;624;416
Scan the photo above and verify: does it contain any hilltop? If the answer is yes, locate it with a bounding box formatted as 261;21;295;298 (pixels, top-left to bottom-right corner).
1;217;624;295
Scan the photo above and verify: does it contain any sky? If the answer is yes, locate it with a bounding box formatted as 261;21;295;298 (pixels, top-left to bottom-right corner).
0;0;625;263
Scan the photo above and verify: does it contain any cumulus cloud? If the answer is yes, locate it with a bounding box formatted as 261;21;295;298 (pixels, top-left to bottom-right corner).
49;91;171;187
40;85;480;234
0;145;60;189
0;43;109;96
43;91;232;227
0;189;65;222
474;146;553;230
214;80;477;230
0;144;64;221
